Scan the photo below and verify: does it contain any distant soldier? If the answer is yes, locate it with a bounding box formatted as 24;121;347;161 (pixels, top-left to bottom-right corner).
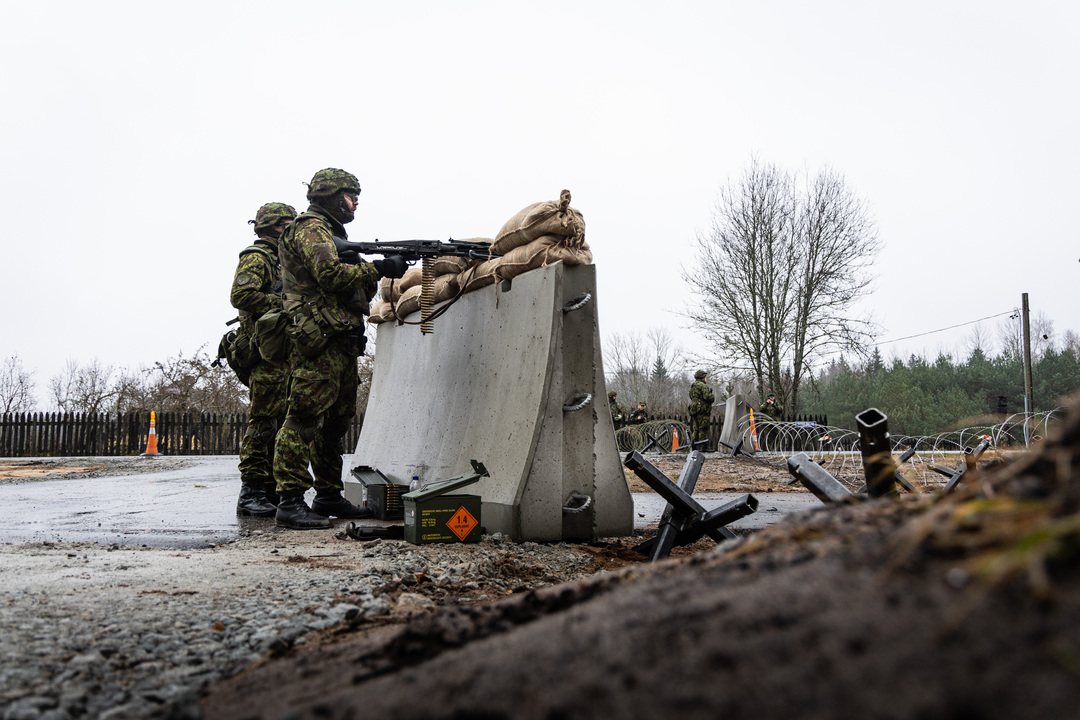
231;202;296;517
763;394;784;419
272;168;407;530
629;402;649;425
608;390;626;430
688;370;715;447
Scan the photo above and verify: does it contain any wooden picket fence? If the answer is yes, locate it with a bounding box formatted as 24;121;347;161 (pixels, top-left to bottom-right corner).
1;409;823;458
0;411;365;458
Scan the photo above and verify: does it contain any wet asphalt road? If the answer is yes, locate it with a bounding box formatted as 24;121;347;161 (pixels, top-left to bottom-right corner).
0;456;819;548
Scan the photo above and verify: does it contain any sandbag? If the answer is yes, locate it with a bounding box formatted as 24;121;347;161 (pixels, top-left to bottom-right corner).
457;258;501;293
495;235;593;282
378;277;400;305
367;301;392;325
397;267;423;293
395;285;423;319
432;274;460;303
430;256;469;276
492;190;585;255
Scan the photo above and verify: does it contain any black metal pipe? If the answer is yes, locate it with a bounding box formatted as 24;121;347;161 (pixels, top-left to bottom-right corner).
650;451;706;560
787;452;853;504
856;407;897;497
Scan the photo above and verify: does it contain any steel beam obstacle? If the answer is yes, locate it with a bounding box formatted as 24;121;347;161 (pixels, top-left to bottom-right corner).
623;450;758;561
931;437;992;493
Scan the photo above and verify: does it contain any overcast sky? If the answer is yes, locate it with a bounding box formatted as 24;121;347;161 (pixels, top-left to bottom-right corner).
2;0;1077;407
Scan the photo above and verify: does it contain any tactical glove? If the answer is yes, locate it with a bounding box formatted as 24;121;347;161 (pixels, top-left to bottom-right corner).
373;255;407;279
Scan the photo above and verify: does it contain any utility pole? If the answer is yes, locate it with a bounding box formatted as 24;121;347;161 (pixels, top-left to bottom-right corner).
1021;292;1034;447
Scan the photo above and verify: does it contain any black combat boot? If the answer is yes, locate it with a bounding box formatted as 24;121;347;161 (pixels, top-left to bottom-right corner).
265;484;280;507
311;489;373;519
236;483;277;517
275;493;331;530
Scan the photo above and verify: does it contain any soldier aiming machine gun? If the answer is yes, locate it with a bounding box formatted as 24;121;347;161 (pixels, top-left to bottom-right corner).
332;237;498;334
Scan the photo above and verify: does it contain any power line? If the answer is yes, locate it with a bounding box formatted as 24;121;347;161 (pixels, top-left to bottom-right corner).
877;310;1016;345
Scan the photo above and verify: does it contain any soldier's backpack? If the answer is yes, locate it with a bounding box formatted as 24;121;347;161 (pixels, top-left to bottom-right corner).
213;326;258;387
255;309;290;362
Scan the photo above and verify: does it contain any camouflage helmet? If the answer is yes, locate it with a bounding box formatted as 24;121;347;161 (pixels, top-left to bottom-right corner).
251;202;297;233
695;370;708;380
306;168;361;200
608;390;618;399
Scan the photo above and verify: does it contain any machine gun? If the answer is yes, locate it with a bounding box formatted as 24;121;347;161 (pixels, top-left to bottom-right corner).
332;237;498;334
332;237;496;265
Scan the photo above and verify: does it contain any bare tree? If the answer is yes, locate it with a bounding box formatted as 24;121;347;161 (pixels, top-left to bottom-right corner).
996;313;1023;361
1062;329;1080;358
604;331;652;405
685;160;879;413
604;328;692;414
788;169;879;411
0;354;37;413
997;310;1055;362
50;359;118;413
355;329;378;415
966;324;992;357
138;346;247;414
1032;312;1055;360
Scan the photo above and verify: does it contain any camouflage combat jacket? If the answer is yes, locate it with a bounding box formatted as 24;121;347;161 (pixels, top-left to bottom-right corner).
688;380;715;416
230;238;282;337
278;205;379;354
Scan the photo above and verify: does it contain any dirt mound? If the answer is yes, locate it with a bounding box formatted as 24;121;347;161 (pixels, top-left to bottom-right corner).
201;398;1080;719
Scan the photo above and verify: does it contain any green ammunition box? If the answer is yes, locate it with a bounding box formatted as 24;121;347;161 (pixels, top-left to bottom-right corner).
403;494;482;544
349;465;407;520
403;472;483;545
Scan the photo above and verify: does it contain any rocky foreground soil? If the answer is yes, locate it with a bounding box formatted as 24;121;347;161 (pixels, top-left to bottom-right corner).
201;400;1080;720
0;524;658;720
1;408;1077;719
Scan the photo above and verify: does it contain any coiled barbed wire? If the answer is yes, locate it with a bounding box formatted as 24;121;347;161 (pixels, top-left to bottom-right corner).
619;409;1064;488
615;420;692;453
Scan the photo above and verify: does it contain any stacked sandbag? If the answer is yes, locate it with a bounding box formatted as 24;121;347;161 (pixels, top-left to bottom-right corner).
491;189;585;254
369;193;593;324
368;300;394;325
368;242;491;325
495;235;593;282
454;191;589;293
457;257;502;293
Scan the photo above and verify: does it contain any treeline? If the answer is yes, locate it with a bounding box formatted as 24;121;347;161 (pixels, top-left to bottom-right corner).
1;347;375;416
804;346;1080;435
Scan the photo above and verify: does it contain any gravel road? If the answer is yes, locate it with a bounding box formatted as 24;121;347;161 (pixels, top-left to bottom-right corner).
0;527;621;720
0;454;817;719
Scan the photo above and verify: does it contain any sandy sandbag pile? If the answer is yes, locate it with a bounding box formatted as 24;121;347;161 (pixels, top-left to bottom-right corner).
368;244;488;325
369;190;591;325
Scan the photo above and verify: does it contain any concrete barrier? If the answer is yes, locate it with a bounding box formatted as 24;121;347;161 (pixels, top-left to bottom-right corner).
347;262;633;541
719;394;752;452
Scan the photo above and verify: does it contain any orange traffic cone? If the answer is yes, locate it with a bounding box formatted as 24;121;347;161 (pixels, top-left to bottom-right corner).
671;425;680;452
748;408;760;452
142;410;161;456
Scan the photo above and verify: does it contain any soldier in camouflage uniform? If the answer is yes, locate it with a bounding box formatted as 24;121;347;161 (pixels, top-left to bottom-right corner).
272;168;407;530
688;369;715;448
231;202;296;517
763;393;784;418
608;390;626;430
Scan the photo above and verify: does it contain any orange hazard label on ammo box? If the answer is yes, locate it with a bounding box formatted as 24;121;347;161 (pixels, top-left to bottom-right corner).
447;505;478;541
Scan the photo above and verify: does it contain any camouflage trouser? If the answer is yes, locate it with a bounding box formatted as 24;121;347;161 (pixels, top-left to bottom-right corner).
690;413;711;446
238;361;288;489
272;338;359;495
